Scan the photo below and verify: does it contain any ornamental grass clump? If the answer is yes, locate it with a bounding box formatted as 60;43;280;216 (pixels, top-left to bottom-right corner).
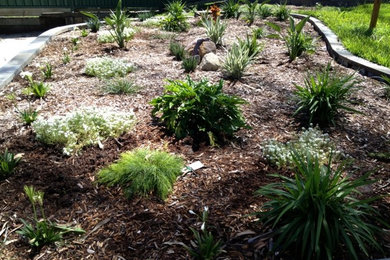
32;107;136;155
255;152;383;260
242;0;258;26
262;126;338;168
98;148;184;199
150;77;249;145
237;34;263;58
222;42;254;80
274;1;290;21
85;57;133;78
202;16;227;46
100;78;140;95
294;64;361;126
182;56;198;73
169;41;186;61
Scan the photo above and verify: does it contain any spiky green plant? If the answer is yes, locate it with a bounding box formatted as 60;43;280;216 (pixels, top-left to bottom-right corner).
41;63;53;80
242;0;258;26
256;152;383;260
202;17;227;46
182;56;198;73
258;3;273;18
237;34;263;58
23;82;50;98
252;27;265;39
19;107;38;125
161;0;189;32
274;1;290;21
222;42;254;80
0;149;21;180
101;78;140;95
98;148;184;199
221;0;240;19
81;11;101;32
169;41;186;61
104;0;130;48
294;64;361;126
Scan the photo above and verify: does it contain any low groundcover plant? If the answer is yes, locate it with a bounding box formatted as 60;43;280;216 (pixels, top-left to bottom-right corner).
98;148;184;199
85;57;133;78
32;107;136;155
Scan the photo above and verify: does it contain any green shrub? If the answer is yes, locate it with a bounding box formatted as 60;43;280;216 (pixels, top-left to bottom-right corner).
382;75;390;99
85;57;133;78
255;152;383;260
150;77;249;145
104;0;130;48
182;56;198;73
242;0;258;26
222;0;240;19
169;41;186;61
97;28;135;44
0;149;21;180
222;42;254;80
98;148;184;199
17;186;84;249
294;64;360;126
202;17;227;46
161;0;189;32
180;207;225;259
262;126;337;168
257;4;273;18
238;34;263;58
32;107;136;155
138;11;154;21
267;16;315;61
81;11;101;32
100;78;140;95
274;2;290;21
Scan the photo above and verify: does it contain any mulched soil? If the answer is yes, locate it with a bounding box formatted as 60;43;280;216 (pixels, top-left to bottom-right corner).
0;15;389;260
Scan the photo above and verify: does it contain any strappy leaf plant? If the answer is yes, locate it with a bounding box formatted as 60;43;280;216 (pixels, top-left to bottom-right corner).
104;0;130;48
81;11;101;32
222;0;240;19
0;149;21;180
202;16;227;46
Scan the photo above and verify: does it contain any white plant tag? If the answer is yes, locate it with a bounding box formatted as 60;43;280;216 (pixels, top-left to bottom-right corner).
182;161;204;173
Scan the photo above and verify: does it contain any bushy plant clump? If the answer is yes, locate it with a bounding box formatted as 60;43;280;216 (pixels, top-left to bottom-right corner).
222;0;240;19
0;149;21;180
169;41;186;61
81;11;101;32
242;0;258;26
98;148;184;199
267;16;316;61
21;71;50;98
97;27;136;44
151;77;249;145
32;107;136;155
161;0;189;32
294;64;360;125
182;56;198;72
85;57;133;78
202;17;227;46
274;2;290;21
262;126;338;168
257;4;273;18
100;78;140;95
222;42;254;80
256;152;383;260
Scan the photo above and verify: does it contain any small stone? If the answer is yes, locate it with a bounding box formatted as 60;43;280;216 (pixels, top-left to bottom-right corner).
199;41;216;58
185;38;216;58
199;53;221;71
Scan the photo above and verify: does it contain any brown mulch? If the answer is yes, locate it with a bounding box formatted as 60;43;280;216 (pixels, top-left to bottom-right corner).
0;16;389;260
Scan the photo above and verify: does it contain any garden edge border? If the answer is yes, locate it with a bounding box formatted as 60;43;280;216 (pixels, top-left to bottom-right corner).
0;23;86;89
292;13;390;79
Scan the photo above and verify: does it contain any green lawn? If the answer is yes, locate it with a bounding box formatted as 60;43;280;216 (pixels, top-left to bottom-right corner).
299;4;390;68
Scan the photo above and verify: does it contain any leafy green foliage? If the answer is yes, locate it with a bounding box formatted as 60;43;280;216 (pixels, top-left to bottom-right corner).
274;2;290;21
262;126;338;168
17;186;84;249
97;28;135;44
267;16;315;61
162;0;189;32
0;149;21;180
242;0;258;26
202;17;227;46
33;107;136;155
382;75;390;99
169;41;186;61
98;148;184;199
255;152;383;260
252;27;265;39
81;11;101;32
80;29;89;37
180;207;225;260
238;34;263;58
150;77;249;145
257;4;273;18
222;42;254;80
294;64;360;126
85;57;133;78
104;0;130;48
62;52;70;64
138;11;154;21
23;82;50;98
182;56;198;73
222;0;240;19
100;78;140;95
41;63;53;80
19;107;38;125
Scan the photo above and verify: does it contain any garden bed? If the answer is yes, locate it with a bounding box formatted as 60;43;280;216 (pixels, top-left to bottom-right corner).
0;14;389;259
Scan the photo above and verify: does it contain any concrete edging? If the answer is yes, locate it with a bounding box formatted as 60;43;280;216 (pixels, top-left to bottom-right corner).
292;13;390;78
0;22;86;89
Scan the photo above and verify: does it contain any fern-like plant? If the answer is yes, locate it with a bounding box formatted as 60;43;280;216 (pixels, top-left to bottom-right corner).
98;148;184;199
202;17;227;46
267;16;315;61
294;64;361;126
256;152;383;260
150;77;249;145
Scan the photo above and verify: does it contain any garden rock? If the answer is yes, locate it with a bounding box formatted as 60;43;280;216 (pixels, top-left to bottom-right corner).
186;38;216;59
199;53;221;71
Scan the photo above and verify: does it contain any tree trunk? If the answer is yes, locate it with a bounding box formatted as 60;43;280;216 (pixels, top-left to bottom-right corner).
369;0;382;30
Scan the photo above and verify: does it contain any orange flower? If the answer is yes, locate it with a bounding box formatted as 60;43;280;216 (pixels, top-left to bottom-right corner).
210;5;221;21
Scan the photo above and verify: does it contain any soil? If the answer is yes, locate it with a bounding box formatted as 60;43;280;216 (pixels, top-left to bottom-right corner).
0;15;389;260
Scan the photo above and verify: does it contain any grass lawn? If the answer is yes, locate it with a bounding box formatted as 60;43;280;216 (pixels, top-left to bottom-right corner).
299;4;390;68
